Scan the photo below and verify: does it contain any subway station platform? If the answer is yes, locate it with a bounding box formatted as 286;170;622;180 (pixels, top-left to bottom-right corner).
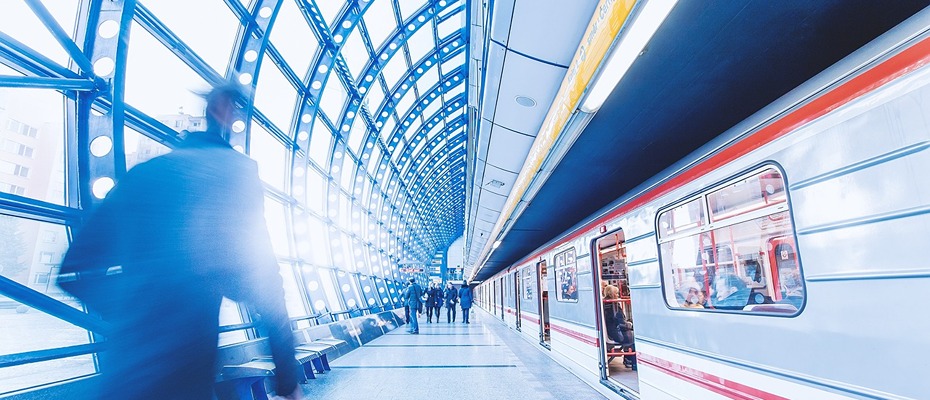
298;309;608;400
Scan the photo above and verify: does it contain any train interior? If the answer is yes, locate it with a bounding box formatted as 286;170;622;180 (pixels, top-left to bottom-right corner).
594;231;638;392
537;260;551;347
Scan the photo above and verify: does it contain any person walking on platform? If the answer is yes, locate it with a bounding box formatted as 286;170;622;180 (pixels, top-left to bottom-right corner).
459;282;474;324
404;278;423;334
431;283;443;322
401;281;411;324
58;84;302;400
425;282;436;323
443;282;458;323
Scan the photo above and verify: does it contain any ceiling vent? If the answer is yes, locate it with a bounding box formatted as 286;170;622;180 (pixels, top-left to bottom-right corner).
486;179;505;188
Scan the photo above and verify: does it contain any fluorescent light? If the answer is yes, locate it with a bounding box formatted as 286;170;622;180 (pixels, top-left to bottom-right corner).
580;0;678;113
492;240;501;249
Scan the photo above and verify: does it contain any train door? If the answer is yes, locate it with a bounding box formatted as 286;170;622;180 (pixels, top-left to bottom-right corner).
492;279;499;317
498;276;507;321
536;260;551;348
514;270;521;331
593;230;639;394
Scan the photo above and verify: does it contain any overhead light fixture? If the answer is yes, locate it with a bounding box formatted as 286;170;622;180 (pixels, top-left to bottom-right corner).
492;240;501;249
580;0;678;113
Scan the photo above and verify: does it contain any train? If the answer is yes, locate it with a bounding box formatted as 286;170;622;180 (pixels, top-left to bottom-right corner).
474;7;930;400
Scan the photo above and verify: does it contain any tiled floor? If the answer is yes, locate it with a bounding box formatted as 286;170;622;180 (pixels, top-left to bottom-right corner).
297;309;608;400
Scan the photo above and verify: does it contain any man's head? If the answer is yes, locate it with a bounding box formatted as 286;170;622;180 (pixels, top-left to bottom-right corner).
203;84;247;137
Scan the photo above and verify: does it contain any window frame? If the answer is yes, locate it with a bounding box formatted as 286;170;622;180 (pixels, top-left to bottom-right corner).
553;246;579;303
655;162;806;317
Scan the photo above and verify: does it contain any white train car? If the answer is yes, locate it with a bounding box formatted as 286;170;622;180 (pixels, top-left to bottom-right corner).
476;8;930;400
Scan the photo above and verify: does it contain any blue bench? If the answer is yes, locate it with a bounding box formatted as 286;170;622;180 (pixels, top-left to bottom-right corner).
214;338;328;400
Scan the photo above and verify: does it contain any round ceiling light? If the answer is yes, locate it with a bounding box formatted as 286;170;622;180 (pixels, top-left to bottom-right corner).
515;95;536;107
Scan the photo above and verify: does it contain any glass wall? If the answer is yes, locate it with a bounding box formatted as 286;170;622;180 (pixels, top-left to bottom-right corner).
0;0;467;394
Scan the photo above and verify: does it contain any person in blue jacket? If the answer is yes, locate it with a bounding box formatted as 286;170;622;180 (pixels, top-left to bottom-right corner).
443;282;458;323
58;84;302;400
458;282;474;324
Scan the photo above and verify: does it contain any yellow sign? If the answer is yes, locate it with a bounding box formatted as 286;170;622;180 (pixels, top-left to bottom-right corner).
475;0;636;276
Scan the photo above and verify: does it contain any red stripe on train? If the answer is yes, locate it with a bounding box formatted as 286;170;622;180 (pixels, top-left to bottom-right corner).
638;353;789;400
510;35;930;269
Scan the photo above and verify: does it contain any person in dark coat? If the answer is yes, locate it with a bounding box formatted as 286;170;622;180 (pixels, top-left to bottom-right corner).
443;282;458;323
458;282;474;324
58;85;302;400
431;283;443;322
424;283;437;323
403;278;423;334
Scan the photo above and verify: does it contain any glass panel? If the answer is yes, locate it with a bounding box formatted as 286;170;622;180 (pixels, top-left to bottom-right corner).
319;76;348;122
124;127;172;171
316;0;343;26
249;121;287;190
419;64;440;93
707;168;787;222
358;275;379;307
0;88;66;205
338;194;352;229
270;0;320;76
437;10;463;39
305;167;325;214
347;115;367;154
554;247;579;302
657;197;705;239
306;216;330;266
309;116;332;168
343;28;369;81
363;80;384;115
363;0;396;51
340;154;356;189
0;355;94;395
125;21;210;118
379;116;396;144
406;24;433;64
367;146;381;175
264;197;290;256
217;297;247;345
381;52;407;90
253;61;298;132
0;1;80;67
442;52;465;74
335;270;362;309
421;100;440;121
279;263;307;317
318;268;344;311
140;0;239;74
329;226;345;267
397;0;425;22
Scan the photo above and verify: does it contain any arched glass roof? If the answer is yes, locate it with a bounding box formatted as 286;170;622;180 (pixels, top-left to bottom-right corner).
0;0;466;388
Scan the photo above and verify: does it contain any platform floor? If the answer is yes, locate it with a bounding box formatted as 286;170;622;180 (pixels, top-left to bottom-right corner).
297;309;608;399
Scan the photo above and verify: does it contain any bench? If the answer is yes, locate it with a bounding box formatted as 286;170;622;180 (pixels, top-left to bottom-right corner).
293;328;350;371
215;338;327;400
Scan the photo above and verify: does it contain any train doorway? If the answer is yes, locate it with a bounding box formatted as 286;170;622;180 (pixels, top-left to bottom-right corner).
514;271;521;331
593;230;639;394
500;277;505;322
537;260;551;348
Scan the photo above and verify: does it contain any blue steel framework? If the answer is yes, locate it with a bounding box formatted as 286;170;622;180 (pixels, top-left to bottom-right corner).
0;0;467;394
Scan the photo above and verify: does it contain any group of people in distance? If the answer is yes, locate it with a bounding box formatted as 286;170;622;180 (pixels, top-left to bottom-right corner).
401;278;473;334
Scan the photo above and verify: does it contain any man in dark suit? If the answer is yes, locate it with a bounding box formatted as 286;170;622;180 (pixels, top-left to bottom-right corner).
403;278;423;334
59;85;302;399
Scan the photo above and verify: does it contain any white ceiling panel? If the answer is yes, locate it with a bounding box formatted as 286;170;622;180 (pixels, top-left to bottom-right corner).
479;42;506;122
508;0;599;66
486;124;534;173
479;188;507;209
478;206;500;222
494;51;565;135
490;0;516;45
481;164;517;197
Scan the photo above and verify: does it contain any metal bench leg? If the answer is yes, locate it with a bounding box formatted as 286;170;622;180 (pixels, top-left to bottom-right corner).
311;357;325;374
320;354;331;371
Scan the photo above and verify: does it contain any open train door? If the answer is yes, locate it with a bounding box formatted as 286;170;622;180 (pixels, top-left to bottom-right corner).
592;229;639;395
537;260;551;348
514;271;521;331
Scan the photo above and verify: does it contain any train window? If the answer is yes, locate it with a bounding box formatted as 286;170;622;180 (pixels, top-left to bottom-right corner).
657;197;705;237
554;247;579;302
522;267;534;299
657;166;804;315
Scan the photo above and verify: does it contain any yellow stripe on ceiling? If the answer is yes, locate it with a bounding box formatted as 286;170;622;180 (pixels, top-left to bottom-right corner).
473;0;636;276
